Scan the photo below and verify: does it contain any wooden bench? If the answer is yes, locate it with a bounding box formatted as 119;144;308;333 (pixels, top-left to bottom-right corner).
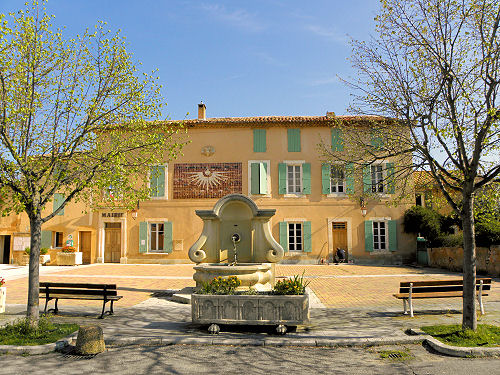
393;278;491;317
40;282;123;319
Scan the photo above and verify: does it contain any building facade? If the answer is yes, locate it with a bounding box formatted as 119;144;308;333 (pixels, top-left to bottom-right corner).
1;105;416;265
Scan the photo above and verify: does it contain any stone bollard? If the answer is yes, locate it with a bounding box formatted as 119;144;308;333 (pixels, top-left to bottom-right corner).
75;325;106;355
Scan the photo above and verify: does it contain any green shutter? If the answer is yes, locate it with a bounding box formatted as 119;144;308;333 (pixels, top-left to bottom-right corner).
303;221;312;252
371;133;384;150
164;221;173;253
150;166;158;197
250;163;260;194
364;220;374;252
287;129;301;152
302;163;311;194
345;163;355;194
321;164;331;194
259;162;267;194
363;165;371;193
279;221;288;252
388;220;397;251
331;128;344;152
278;163;287;194
253;129;266;152
385;162;395;194
157;166;165;197
41;231;52;249
53;193;65;215
139;222;148;253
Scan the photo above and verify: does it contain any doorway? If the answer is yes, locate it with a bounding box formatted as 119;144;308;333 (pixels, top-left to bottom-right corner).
0;235;11;264
79;231;92;264
104;223;121;263
332;222;348;261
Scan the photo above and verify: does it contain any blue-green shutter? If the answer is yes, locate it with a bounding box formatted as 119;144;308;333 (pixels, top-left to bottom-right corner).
331;128;344;152
321;163;331;194
41;231;52;249
363;165;371;193
371;133;384;149
303;221;312;252
287;129;301;152
250;163;260;194
385;162;395;194
253;129;266;152
259;162;268;194
279;221;288;252
346;163;355;194
53;193;65;215
150;167;158;197
164;221;173;253
139;222;148;253
278;163;287;194
157;166;165;197
364;220;374;252
302;163;311;194
388;220;397;251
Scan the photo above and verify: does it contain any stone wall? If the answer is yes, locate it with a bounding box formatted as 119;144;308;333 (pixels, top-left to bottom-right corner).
428;246;500;277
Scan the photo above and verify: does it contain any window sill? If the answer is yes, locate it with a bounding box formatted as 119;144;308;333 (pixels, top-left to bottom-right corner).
283;193;307;198
150;196;168;200
250;194;271;198
326;193;348;198
144;252;170;255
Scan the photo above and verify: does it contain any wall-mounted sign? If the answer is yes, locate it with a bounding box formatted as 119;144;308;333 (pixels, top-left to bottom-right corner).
102;212;124;218
13;236;30;251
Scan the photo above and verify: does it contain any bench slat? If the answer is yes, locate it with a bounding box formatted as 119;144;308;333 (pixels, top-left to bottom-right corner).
399;284;491;294
394;291;488;299
39;294;122;301
40;282;117;289
399;278;491;287
40;288;118;296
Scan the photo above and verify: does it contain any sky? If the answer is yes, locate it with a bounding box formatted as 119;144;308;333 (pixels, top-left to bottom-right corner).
2;0;380;121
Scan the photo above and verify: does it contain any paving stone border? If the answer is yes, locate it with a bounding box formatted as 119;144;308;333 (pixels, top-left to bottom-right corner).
0;332;77;355
409;328;500;357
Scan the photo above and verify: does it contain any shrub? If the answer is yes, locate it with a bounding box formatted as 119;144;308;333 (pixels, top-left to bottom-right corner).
272;273;310;295
403;206;442;243
40;247;49;255
24;247;30;255
61;246;77;253
475;220;500;247
197;276;241;295
434;233;463;247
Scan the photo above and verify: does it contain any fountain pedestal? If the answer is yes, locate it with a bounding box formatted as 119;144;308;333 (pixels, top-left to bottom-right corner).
193;263;274;291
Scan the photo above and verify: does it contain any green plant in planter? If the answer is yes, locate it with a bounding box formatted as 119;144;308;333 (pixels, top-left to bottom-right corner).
24;247;30;255
40;248;49;255
197;276;241;295
61;246;77;253
272;273;310;295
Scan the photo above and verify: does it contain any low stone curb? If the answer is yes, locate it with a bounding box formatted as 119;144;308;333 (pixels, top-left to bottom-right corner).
409;328;500;357
0;332;77;355
105;335;424;348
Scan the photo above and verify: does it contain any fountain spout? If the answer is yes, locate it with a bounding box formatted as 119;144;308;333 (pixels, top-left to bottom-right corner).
230;233;240;266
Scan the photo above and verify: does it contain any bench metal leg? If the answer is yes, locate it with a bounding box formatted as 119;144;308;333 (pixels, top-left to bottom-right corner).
99;300;108;319
478;280;485;315
44;298;50;314
403;299;408;315
110;300;114;315
409;283;414;317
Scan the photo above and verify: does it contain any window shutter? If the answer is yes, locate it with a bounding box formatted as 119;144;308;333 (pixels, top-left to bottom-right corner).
363;165;371;193
303;221;312;252
287;129;301;152
157;166;165;197
259;162;268;194
41;231;52;249
370;133;384;149
139;222;148;253
364;220;374;252
250;163;260;194
302;163;311;194
253;129;266;152
331;128;344;152
150;167;158;197
53;193;65;215
164;221;173;253
385;162;395;194
321;163;331;194
278;163;287;194
388;220;397;251
345;163;355;194
279;221;288;252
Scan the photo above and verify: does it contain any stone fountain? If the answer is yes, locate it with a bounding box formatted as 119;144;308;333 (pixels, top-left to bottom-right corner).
188;194;284;291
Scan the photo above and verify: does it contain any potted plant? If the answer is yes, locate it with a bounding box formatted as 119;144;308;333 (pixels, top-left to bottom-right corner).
19;247;31;266
56;246;82;266
40;247;51;265
191;274;310;335
0;277;6;313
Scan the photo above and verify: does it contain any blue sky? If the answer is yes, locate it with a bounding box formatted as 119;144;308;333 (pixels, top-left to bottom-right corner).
2;0;380;120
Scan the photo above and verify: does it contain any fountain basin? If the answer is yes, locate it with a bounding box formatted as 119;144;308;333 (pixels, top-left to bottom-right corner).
193;263;273;291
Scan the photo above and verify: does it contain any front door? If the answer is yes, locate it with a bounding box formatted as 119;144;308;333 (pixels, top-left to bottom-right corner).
332;222;348;260
104;223;121;263
0;235;11;264
79;231;92;264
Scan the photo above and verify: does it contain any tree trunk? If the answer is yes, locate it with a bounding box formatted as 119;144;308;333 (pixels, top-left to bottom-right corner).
461;193;477;331
27;212;42;327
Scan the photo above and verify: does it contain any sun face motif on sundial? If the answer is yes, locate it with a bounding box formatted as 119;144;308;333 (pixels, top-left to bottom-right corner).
201;145;215;157
187;168;229;191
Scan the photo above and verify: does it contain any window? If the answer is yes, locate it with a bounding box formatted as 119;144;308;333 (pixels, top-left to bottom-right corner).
150;165;167;198
371;165;384;193
149;223;164;252
287;165;302;193
288;223;303;252
53;193;65;215
330;165;345;193
54;232;63;248
415;193;422;206
372;221;386;250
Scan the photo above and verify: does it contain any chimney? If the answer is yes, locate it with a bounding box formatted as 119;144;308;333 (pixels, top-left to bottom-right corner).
198;102;206;120
326;111;335;119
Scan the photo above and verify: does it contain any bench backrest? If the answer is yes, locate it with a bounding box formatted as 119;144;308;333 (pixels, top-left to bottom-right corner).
40;282;118;297
398;278;491;294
